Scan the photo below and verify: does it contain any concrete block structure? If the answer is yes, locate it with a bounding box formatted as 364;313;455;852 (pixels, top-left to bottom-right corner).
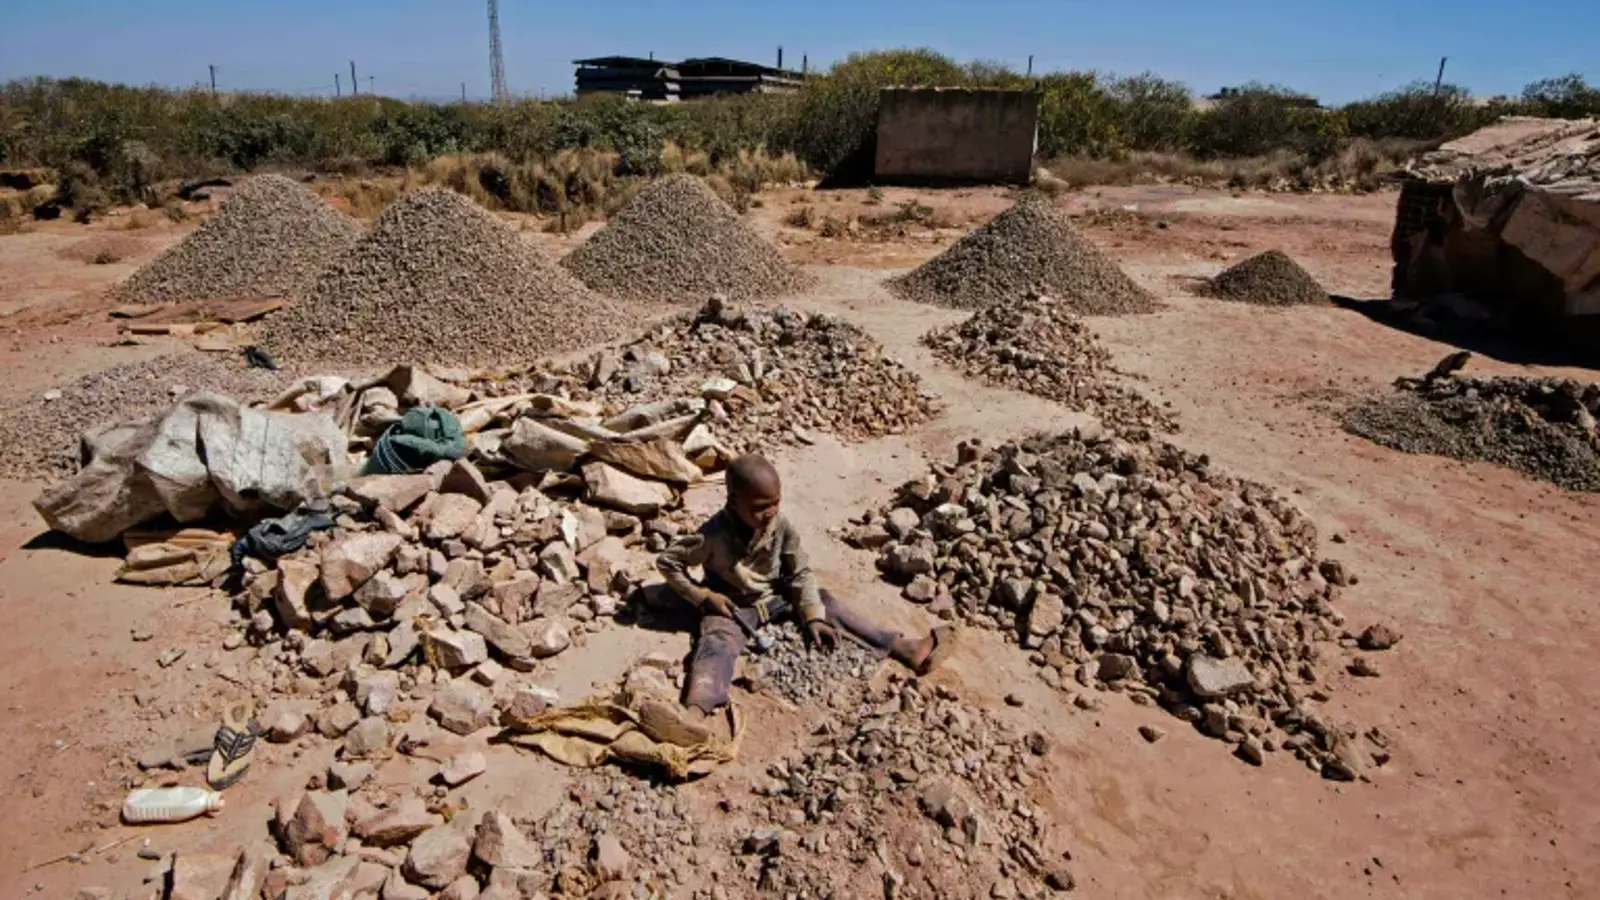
873;88;1040;184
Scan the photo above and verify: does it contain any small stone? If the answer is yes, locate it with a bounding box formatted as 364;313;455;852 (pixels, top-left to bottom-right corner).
355;571;414;619
538;542;581;584
1138;725;1166;744
473;811;540;869
1044;866;1076;892
903;575;938;604
320;532;404;600
274;558;320;631
524;618;572;658
1236;737;1265;767
1358;623;1401;651
1026;592;1065;640
439;874;481;900
439;460;494;504
1348;657;1381;678
429;682;497;735
463;603;534;666
267;710;308;743
1004;693;1024;707
1318;559;1354;587
423;628;487;670
1096;653;1138;682
342;717;392;759
501;684;560;721
592;833;633;880
327;761;375;791
285;791;349;867
583;462;675;516
167;853;237;900
429;583;465;616
315;703;361;738
438;752;487;787
885;508;921;539
427;494;484;542
354;797;442;847
348;474;434;513
403;824;472;890
1186;655;1255;699
882;543;935;576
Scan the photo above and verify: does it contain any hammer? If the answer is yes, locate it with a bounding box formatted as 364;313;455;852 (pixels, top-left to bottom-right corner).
731;608;776;654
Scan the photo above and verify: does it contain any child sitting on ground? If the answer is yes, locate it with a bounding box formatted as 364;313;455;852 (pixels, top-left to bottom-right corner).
657;453;954;713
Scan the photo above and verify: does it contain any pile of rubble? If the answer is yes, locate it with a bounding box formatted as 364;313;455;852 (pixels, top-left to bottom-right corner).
845;431;1391;779
257;188;642;368
1202;250;1329;306
562;174;811;304
114;174;361;304
0;351;289;481
1343;371;1600;491
922;294;1177;435
493;297;941;454
888;199;1158;315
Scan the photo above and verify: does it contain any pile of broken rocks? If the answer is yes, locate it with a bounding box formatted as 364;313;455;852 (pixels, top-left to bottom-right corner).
921;293;1177;435
845;429;1394;780
495;297;941;455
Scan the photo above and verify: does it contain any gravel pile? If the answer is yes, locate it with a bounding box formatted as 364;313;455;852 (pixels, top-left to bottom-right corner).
257;188;640;368
1203;250;1329;306
923;293;1177;435
562;174;810;304
846;431;1391;780
515;297;940;453
888;198;1159;315
114;174;361;304
0;352;288;482
1343;374;1600;491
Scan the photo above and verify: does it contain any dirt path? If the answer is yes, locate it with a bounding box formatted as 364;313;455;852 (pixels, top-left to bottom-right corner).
0;186;1597;899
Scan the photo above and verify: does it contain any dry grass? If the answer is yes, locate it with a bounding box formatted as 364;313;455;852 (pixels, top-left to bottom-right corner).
319;178;403;219
58;234;150;264
783;205;816;228
1042;138;1422;193
122;208;161;230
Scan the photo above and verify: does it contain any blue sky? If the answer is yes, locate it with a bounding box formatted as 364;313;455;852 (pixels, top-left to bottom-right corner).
6;0;1596;104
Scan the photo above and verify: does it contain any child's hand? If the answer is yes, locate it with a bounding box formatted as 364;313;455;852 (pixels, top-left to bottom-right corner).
805;620;840;651
700;592;737;619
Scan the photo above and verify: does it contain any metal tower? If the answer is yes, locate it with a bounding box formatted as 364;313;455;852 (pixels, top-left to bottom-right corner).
488;0;507;103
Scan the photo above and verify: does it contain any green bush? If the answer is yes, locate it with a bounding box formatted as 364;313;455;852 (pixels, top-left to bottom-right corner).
1521;74;1600;119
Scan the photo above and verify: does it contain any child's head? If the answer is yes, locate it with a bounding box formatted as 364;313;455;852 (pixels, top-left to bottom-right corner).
726;454;782;529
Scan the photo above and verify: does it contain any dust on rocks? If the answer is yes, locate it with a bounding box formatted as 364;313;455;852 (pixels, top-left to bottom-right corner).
114;174;361;305
922;293;1177;435
1202;249;1330;306
562;173;812;304
888;197;1159;315
257;188;644;369
846;430;1392;779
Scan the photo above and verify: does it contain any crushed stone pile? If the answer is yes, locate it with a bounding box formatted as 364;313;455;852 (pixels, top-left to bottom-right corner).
846;431;1393;780
562;173;811;304
1203;249;1329;306
1343;373;1600;491
0;352;288;482
114;174;361;304
747;620;883;707
487;297;941;453
257;188;640;368
923;293;1177;435
888;198;1159;315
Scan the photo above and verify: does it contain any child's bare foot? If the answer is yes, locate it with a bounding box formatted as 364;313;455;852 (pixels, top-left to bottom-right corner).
894;626;956;675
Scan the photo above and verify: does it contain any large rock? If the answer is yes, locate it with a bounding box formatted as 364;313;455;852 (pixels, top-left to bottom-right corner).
169;852;238;900
349;474;434;513
427;493;484;542
582;461;674;516
403;824;472;890
429;681;497;735
354;796;442;847
1187;655;1255;699
473;811;540;869
463;603;534;667
424;628;488;670
275;558;320;631
321;533;404;601
524;618;572;659
285;790;349;867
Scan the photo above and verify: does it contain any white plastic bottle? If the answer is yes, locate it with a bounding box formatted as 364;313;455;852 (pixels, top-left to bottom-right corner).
121;787;225;824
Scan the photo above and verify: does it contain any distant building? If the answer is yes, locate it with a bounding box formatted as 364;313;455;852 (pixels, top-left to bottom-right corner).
573;55;806;101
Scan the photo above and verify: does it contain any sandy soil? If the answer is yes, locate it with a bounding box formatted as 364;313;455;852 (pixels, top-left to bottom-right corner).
1;183;1597;899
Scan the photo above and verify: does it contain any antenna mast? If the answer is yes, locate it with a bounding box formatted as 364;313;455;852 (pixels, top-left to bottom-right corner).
488;0;507;103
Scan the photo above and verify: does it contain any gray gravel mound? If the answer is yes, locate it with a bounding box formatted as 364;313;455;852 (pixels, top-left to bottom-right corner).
115;175;361;304
0;352;290;482
1204;250;1329;306
888;198;1158;314
257;188;641;369
562;174;810;304
1343;375;1600;491
923;294;1176;435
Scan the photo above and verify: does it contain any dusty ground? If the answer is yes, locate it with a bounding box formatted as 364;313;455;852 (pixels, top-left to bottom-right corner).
1;183;1597;899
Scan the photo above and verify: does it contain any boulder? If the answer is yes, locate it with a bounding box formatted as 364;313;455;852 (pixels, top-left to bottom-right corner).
321;533;404;601
582;461;674;517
